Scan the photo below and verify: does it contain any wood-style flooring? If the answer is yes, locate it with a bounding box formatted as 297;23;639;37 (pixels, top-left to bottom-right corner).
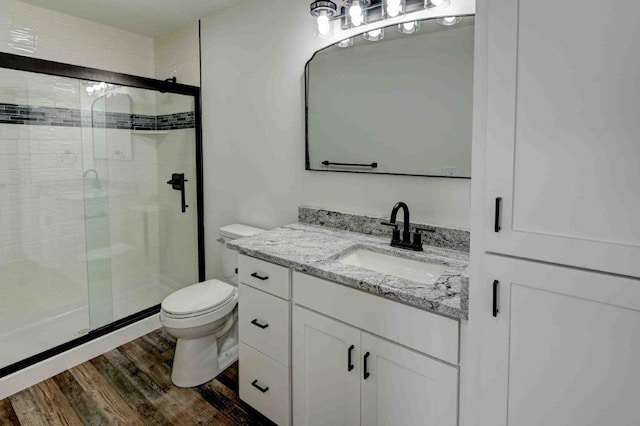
0;329;275;425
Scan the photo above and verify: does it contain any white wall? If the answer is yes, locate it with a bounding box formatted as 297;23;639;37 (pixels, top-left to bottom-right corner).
200;0;474;277
154;21;200;86
0;0;154;77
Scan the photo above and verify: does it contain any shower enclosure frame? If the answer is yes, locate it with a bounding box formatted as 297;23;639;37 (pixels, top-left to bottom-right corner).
0;51;206;378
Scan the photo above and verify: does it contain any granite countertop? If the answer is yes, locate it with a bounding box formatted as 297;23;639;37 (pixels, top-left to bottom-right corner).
228;223;469;320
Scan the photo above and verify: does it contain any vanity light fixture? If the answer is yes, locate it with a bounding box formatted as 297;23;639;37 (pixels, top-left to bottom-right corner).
309;0;451;38
310;0;338;37
437;15;462;26
385;0;404;18
363;27;385;41
398;20;420;34
337;38;354;47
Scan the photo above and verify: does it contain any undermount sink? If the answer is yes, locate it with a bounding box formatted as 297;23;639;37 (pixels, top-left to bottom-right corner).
337;248;446;285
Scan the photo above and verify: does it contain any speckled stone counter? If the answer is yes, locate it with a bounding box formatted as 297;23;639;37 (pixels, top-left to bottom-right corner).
228;223;469;320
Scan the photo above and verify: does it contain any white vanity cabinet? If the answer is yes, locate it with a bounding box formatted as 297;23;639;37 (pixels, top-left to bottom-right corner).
484;0;640;278
238;255;292;426
292;272;459;426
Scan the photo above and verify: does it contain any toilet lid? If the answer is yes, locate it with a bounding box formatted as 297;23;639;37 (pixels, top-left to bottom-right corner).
161;279;235;316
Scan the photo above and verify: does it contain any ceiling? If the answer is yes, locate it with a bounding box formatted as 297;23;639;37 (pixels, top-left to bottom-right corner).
20;0;236;36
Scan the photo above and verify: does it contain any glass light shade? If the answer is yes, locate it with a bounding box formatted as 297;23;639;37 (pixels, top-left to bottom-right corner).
337;38;354;48
349;0;366;27
385;0;404;18
363;27;384;41
425;0;450;8
314;12;334;37
398;20;420;34
437;16;462;26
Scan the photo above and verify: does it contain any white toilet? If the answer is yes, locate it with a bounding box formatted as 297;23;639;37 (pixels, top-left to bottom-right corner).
160;224;266;388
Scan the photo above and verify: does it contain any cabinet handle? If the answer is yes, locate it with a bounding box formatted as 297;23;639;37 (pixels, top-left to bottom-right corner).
251;379;269;393
494;197;502;232
347;345;355;372
493;280;499;317
251;319;269;329
363;352;370;380
250;272;269;281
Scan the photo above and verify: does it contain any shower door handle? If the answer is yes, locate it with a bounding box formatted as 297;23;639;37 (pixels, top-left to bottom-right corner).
166;173;189;213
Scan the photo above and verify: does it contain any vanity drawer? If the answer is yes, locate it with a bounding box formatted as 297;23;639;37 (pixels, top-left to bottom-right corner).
293;272;460;365
239;284;291;366
239;342;291;426
239;255;291;299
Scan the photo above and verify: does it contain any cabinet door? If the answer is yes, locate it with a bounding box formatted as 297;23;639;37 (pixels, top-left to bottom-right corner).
292;306;360;426
484;0;640;277
481;254;640;426
361;332;458;426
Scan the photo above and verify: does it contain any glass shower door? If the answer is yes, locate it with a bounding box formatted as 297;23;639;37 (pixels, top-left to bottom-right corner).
0;56;201;375
84;83;199;327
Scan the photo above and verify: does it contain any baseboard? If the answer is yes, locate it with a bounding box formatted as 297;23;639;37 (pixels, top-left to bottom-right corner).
0;315;161;400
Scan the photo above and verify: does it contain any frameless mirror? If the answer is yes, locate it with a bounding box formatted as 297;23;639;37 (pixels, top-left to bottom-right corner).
305;16;474;178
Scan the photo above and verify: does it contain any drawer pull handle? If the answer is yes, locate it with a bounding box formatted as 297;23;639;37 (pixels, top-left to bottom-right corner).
251;319;269;329
251;379;269;393
251;272;269;281
347;345;355;372
363;352;370;380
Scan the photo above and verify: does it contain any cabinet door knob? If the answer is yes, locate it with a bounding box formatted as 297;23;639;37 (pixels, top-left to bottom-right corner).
251;272;269;281
347;345;355;372
363;352;370;380
251;319;269;329
251;379;269;393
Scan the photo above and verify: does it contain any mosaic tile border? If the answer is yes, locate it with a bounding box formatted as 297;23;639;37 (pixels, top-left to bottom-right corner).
0;103;195;130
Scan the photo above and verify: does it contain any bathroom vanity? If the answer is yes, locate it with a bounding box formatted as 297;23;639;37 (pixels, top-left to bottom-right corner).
229;213;469;425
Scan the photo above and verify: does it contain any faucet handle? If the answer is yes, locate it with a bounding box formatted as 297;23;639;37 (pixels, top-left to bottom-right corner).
380;221;399;229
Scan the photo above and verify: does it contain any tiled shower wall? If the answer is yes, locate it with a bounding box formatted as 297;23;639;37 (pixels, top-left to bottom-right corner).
0;0;155;77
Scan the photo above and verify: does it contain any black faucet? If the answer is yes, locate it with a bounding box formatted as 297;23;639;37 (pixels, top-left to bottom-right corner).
381;202;434;251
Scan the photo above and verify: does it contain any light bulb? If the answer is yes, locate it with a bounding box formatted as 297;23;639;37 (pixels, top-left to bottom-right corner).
386;0;402;17
337;38;354;48
86;87;94;94
398;20;419;34
425;0;449;9
92;84;101;91
317;14;331;36
98;82;107;90
363;27;384;41
349;1;364;27
437;15;461;26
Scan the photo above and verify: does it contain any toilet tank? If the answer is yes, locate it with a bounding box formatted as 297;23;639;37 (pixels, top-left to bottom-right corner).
219;224;266;284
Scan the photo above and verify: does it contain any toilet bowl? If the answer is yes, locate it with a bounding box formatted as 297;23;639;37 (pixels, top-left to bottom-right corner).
160;223;266;388
160;279;239;387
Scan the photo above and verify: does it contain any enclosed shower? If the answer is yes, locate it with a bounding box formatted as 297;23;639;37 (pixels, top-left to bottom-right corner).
0;53;203;376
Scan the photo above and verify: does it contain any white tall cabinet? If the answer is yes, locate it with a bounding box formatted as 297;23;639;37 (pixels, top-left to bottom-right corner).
484;0;640;278
476;0;640;424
